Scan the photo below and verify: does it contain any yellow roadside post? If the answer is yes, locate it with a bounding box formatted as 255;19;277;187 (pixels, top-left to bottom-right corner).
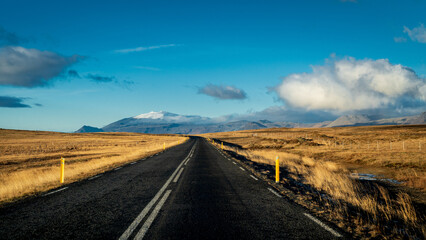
163;142;165;150
275;156;279;183
60;157;65;183
221;142;223;150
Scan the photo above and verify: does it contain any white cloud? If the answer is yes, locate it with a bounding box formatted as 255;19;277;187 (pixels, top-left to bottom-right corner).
394;37;407;43
0;46;82;87
403;24;426;43
115;44;177;53
134;66;161;71
275;56;425;112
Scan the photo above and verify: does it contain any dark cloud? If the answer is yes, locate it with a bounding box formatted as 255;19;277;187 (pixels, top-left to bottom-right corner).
0;26;26;45
198;84;247;100
0;46;83;87
86;74;115;83
0;96;31;108
67;69;80;78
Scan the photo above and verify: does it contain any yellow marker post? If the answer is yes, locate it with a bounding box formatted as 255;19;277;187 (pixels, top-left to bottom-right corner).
163;142;165;150
275;156;279;183
60;157;65;183
221;142;223;150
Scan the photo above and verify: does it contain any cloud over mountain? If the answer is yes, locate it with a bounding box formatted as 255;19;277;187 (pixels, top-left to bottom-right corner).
275;56;426;113
0;46;82;87
198;84;247;100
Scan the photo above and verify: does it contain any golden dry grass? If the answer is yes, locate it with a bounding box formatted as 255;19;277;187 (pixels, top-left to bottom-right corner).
203;125;426;193
0;129;187;204
202;125;425;238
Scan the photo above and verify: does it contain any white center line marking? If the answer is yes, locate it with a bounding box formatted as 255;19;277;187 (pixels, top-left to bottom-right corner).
43;187;68;196
184;157;191;165
250;175;258;181
239;167;245;171
304;213;342;237
119;144;196;240
173;167;184;183
88;175;102;180
114;167;122;171
268;188;281;197
134;190;172;240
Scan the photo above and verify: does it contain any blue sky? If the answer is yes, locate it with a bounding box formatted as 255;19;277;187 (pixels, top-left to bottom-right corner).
0;0;425;132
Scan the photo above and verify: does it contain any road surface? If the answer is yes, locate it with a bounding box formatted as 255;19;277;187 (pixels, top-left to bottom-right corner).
0;137;345;239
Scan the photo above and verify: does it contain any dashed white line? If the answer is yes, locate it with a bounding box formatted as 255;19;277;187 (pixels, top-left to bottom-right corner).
173;168;184;183
184;157;191;165
130;162;137;165
233;162;236;165
250;175;258;181
43;187;68;196
303;213;342;237
239;167;245;171
133;190;172;240
114;167;122;171
268;188;281;197
88;175;102;180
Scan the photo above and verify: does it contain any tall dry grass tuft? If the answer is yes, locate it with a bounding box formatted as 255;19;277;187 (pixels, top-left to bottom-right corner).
0;129;188;204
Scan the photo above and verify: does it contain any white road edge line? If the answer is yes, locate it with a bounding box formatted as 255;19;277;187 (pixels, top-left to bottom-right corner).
239;167;245;171
43;187;68;196
130;162;137;165
267;188;281;198
88;175;102;180
119;144;195;240
114;167;122;171
233;162;236;165
303;213;342;237
134;190;172;240
250;175;258;181
173;168;184;183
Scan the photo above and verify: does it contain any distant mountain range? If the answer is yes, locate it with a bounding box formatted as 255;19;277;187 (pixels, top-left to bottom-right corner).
75;111;426;134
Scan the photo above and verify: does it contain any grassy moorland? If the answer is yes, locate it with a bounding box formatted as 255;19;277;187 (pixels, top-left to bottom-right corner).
0;129;187;204
202;125;425;239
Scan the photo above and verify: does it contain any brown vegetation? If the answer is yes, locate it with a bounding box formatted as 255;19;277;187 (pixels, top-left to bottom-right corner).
0;129;187;204
202;125;425;239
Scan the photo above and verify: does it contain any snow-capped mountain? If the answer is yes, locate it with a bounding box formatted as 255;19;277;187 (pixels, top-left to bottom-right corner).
75;111;426;134
132;111;211;123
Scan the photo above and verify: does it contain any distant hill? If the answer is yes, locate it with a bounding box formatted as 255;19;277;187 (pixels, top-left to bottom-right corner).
75;125;104;133
75;111;426;134
326;114;373;127
324;112;426;127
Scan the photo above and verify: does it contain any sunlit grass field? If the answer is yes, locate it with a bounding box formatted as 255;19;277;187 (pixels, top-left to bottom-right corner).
0;129;187;204
202;125;425;238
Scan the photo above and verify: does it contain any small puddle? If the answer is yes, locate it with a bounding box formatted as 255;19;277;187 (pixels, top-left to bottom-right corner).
350;173;402;184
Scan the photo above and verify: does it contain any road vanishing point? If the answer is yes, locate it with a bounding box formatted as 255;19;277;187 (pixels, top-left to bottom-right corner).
0;137;345;239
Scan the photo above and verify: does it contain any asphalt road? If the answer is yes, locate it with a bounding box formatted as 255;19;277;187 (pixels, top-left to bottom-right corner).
0;137;345;239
